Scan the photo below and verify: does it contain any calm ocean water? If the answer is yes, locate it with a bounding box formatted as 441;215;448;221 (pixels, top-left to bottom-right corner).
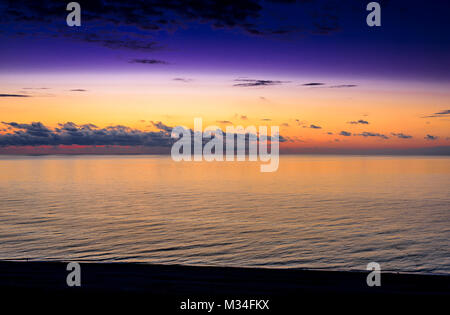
0;155;449;274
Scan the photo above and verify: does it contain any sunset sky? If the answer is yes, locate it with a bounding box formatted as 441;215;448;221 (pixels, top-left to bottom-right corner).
0;0;449;154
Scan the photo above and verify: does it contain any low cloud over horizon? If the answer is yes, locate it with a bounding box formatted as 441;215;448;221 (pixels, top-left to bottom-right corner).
0;121;174;147
0;121;448;155
0;121;287;149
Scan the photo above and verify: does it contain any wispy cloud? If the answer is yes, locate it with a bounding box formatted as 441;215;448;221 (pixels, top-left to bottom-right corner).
295;119;306;126
424;134;438;140
328;84;357;88
84;36;160;51
348;119;369;125
355;132;389;139
233;78;289;87
150;121;172;132
129;59;169;65
422;109;450;118
391;132;413;139
0;94;30;97
173;77;193;82
309;124;322;129
339;131;352;136
301;83;357;89
301;82;325;86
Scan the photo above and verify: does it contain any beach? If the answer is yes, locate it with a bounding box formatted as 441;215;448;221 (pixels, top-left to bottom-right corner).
1;260;448;311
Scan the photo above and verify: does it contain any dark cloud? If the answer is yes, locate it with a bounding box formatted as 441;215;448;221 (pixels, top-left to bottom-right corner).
69;89;87;92
0;94;30;97
216;120;233;124
302;82;325;86
424;134;438;141
422;109;450;118
261;118;272;121
309;124;322;129
0;120;289;150
391;132;412;139
23;87;49;90
129;59;169;65
3;122;51;137
2;1;263;35
281;123;289;127
327;132;333;135
355;132;389;139
348;119;369;125
240;115;248;120
2;0;345;52
339;131;351;136
233;78;289;87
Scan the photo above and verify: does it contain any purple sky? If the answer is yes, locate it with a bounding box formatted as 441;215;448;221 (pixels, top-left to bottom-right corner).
0;0;449;82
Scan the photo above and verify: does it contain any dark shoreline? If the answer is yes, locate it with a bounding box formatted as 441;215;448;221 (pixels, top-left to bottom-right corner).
1;260;448;311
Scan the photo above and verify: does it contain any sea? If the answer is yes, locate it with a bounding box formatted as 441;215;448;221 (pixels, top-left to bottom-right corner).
0;155;449;274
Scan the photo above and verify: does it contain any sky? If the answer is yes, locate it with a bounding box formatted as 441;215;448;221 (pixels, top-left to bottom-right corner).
0;0;449;154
